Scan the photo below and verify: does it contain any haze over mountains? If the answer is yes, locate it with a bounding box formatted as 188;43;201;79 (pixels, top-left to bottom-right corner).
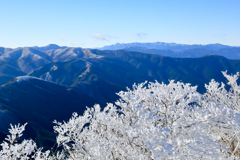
123;47;240;59
1;42;240;148
97;42;240;59
97;42;236;50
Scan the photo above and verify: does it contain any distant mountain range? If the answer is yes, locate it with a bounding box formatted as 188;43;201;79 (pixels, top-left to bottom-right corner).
1;43;240;149
96;42;240;59
97;42;237;51
123;47;240;59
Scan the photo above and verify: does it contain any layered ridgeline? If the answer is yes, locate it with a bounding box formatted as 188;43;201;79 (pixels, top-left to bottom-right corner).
0;43;240;85
123;47;240;59
98;42;240;59
96;42;232;50
1;43;240;149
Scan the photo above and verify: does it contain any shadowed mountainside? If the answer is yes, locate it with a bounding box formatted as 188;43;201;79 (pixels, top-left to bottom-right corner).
30;50;240;94
0;77;100;149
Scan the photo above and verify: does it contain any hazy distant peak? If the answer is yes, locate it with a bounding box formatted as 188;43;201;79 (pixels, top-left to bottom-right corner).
46;44;60;47
32;44;68;51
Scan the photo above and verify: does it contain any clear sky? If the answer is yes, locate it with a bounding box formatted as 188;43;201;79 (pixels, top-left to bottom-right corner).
0;0;239;48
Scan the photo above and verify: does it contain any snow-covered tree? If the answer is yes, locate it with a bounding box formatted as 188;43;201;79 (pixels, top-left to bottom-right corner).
1;71;240;159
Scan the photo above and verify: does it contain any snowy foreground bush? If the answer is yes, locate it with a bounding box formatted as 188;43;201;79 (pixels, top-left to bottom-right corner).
1;71;240;159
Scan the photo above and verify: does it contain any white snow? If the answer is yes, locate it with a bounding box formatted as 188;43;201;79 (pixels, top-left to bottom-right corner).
50;65;58;71
78;62;91;77
43;72;52;81
16;76;42;83
0;55;10;61
32;54;43;61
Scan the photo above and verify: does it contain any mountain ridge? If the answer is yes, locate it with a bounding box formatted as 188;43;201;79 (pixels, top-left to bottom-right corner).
0;43;240;86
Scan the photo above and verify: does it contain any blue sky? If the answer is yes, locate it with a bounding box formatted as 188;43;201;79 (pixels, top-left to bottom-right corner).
0;0;239;48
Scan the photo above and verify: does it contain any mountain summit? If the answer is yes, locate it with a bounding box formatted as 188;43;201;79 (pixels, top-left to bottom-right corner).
32;44;68;51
